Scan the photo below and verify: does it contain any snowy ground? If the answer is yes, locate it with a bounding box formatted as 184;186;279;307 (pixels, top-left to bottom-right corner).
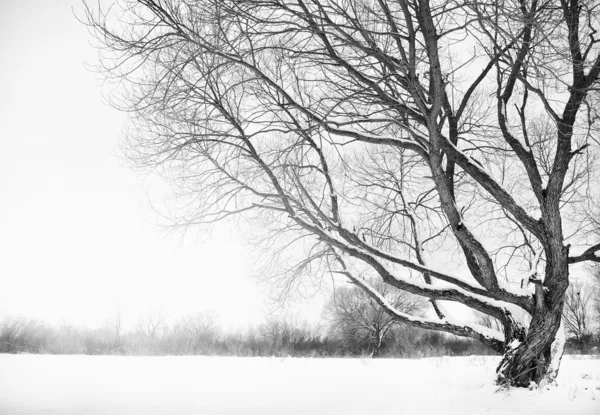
1;354;599;414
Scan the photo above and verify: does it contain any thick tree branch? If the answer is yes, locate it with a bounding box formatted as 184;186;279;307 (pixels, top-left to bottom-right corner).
568;243;600;264
335;267;505;353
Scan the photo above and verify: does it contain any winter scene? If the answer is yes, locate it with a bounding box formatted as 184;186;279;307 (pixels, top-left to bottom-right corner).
2;0;600;414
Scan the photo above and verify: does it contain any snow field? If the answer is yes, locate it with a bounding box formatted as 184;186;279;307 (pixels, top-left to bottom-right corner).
1;354;599;414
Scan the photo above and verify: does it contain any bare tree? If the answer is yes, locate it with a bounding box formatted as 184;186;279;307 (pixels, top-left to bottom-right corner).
180;310;219;353
84;0;600;386
137;309;165;340
326;279;425;356
589;265;600;329
563;281;594;342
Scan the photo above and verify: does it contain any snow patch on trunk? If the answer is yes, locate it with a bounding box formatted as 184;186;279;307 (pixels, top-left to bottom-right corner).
545;321;566;384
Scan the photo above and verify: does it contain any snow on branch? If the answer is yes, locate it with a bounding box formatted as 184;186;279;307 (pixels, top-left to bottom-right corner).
338;270;505;353
325;224;533;311
316;229;521;328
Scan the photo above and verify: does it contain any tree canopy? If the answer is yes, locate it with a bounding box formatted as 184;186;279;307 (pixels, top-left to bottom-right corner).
84;0;600;386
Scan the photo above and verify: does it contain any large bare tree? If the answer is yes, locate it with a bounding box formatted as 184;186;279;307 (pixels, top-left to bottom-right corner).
84;0;600;386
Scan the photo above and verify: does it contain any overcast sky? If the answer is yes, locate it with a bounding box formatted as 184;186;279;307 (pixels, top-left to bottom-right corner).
0;0;328;330
3;0;593;336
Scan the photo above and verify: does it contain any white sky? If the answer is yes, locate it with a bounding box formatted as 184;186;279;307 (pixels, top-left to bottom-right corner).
0;0;327;331
1;1;593;335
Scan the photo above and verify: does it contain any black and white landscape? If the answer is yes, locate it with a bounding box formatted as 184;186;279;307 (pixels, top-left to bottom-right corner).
2;0;600;413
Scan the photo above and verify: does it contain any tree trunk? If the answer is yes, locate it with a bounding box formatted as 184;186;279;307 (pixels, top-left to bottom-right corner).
496;215;570;388
496;312;565;387
497;269;567;387
371;346;380;358
371;334;383;358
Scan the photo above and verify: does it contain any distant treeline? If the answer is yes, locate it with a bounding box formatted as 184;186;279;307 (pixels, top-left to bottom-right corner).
2;312;598;357
0;314;496;358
